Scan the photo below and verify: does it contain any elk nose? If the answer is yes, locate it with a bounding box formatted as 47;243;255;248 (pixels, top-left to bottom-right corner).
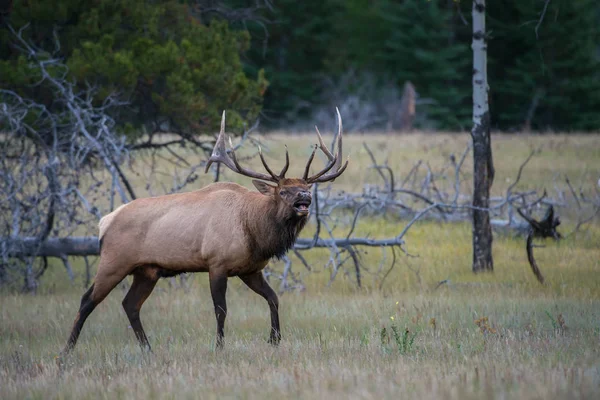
299;191;311;199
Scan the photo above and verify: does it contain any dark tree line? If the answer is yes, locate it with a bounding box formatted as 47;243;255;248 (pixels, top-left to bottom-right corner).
2;0;599;132
244;0;600;131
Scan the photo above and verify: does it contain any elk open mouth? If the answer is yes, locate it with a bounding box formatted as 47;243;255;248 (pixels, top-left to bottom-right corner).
293;200;311;215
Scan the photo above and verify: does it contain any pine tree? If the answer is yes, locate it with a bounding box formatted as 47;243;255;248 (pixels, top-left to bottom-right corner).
243;0;337;123
376;0;472;130
488;0;600;131
0;0;267;136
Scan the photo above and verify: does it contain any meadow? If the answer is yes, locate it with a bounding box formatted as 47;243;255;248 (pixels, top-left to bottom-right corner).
1;132;599;399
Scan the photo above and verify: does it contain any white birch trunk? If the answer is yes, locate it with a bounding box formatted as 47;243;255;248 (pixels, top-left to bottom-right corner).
472;0;488;127
471;0;495;273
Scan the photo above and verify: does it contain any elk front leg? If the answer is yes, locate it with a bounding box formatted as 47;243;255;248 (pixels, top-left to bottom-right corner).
239;271;281;345
209;271;228;349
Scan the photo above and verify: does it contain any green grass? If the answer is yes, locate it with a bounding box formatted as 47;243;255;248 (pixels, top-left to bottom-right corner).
1;132;599;399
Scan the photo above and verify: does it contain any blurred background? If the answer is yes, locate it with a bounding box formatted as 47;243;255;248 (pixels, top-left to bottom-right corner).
2;0;599;136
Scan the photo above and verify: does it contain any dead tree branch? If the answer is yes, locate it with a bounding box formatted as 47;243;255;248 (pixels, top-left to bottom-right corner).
535;0;551;39
518;205;561;284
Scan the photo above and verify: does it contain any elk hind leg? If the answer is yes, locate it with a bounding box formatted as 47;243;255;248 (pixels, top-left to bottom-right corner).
62;263;129;354
122;268;158;351
62;284;96;355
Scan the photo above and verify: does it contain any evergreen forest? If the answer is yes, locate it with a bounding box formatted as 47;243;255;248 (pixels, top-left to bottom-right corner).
1;0;599;133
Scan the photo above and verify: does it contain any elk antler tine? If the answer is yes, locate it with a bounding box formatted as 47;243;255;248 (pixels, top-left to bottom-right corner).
306;108;348;183
220;109;226;135
205;110;229;173
320;156;349;182
306;158;336;183
302;144;318;181
278;145;290;178
258;146;279;181
229;144;243;170
335;106;343;161
230;146;279;182
204;110;276;181
314;125;334;160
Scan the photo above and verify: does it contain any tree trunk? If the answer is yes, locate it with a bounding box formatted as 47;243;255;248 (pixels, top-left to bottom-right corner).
471;0;495;273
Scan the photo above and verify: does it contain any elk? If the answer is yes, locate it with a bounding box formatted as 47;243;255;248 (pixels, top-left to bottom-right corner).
62;109;348;353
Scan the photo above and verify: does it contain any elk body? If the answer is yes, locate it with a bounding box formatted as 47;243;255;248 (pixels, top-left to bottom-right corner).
62;110;348;353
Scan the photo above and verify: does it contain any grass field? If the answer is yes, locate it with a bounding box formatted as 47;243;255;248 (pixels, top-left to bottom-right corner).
1;133;599;399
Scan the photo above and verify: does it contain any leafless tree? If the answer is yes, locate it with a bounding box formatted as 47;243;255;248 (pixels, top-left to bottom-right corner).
0;26;134;290
0;27;227;291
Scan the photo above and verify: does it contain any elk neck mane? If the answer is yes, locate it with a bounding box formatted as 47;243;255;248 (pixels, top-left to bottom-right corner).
241;194;308;262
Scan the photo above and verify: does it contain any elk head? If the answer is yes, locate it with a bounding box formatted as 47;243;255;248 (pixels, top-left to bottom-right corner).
205;109;349;218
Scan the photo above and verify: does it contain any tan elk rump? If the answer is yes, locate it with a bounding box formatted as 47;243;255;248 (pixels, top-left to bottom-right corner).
62;109;348;353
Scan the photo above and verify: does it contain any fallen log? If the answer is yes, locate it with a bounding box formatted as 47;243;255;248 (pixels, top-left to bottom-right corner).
2;235;405;258
3;237;100;258
490;219;530;235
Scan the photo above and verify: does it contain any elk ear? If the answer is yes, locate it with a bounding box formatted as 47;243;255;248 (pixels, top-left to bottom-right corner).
252;180;277;196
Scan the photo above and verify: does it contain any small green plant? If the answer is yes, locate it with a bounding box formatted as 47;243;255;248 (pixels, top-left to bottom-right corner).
380;324;417;354
380;327;389;344
545;310;558;330
391;326;417;354
360;331;370;347
545;311;567;333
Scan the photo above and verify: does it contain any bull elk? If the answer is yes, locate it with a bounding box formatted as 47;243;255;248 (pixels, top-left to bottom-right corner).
62;109;348;353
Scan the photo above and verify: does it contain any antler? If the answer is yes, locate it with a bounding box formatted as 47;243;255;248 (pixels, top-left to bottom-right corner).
205;111;286;182
206;109;347;184
304;107;349;183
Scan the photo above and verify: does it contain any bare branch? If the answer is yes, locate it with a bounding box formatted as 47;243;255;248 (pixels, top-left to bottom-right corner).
526;231;545;285
565;176;582;209
378;246;397;291
535;0;551;39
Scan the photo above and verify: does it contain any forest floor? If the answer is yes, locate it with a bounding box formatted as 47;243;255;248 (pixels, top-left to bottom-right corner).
1;132;599;399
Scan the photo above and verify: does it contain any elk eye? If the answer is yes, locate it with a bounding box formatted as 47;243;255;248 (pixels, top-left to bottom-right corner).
279;190;288;196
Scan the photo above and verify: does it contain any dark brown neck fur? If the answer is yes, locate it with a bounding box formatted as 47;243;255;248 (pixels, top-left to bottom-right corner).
242;195;308;262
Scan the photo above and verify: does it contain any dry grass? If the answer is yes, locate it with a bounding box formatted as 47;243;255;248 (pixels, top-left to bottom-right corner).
2;290;600;399
128;131;600;196
1;132;599;399
207;131;600;193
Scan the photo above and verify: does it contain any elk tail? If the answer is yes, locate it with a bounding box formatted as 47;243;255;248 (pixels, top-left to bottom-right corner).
98;204;127;240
